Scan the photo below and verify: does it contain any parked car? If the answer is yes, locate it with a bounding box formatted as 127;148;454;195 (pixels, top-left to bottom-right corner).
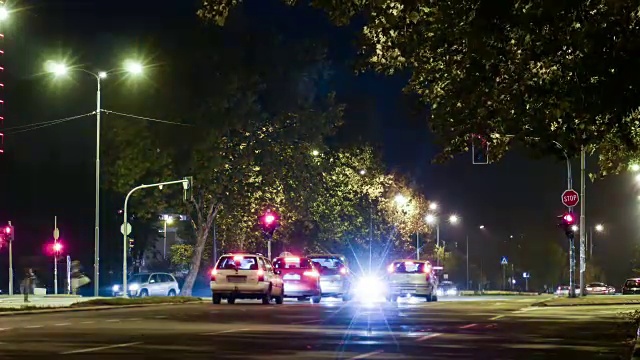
436;281;458;297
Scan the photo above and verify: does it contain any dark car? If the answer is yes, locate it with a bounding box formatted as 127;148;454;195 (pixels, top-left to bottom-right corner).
308;254;352;301
622;278;640;294
273;256;322;303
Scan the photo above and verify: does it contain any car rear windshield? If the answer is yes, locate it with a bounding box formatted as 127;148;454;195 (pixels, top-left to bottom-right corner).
390;261;428;274
273;258;312;269
310;257;344;275
625;280;640;287
216;256;260;270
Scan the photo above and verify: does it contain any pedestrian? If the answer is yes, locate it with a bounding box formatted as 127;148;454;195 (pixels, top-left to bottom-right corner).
21;268;35;303
70;261;90;295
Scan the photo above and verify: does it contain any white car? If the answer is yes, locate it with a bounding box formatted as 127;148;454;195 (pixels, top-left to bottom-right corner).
112;272;180;297
210;253;284;305
385;259;438;302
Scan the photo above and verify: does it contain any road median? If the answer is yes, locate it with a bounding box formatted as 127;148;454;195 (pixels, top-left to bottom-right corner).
459;290;541;296
0;296;204;316
533;295;640;307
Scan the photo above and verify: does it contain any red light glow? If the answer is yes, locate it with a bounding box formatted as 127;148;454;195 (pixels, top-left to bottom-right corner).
339;267;347;275
303;270;319;278
53;243;62;252
563;213;574;223
264;214;275;224
4;226;10;234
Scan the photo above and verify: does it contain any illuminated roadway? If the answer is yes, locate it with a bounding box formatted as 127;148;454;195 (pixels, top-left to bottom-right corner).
0;296;636;359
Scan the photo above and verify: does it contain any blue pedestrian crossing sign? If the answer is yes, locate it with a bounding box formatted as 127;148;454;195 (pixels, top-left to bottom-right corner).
500;256;508;265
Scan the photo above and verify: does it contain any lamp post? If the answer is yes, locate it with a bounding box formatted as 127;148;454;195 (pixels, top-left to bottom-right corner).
425;213;459;266
589;224;604;259
163;215;173;259
47;60;144;296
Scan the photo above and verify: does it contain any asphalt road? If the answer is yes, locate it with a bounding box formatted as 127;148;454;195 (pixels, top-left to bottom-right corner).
0;296;636;359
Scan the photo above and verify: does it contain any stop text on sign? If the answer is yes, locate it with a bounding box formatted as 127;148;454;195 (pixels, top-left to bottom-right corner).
561;189;579;207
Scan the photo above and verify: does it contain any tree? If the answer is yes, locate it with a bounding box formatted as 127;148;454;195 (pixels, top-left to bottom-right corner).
201;1;640;174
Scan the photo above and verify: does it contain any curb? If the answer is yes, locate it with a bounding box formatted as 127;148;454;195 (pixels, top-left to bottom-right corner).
631;324;640;360
0;300;205;316
533;301;640;307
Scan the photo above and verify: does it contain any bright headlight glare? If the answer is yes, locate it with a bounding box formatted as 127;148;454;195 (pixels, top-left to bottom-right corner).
112;285;120;291
356;276;383;297
447;288;457;295
128;283;140;291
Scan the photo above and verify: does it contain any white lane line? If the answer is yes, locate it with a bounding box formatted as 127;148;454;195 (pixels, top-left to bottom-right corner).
0;328;10;331
290;319;322;325
55;323;71;326
154;315;168;319
80;321;94;324
416;333;441;342
459;323;477;329
201;328;250;336
490;315;505;320
60;342;142;354
24;325;43;329
127;318;141;321
348;350;384;359
106;319;120;322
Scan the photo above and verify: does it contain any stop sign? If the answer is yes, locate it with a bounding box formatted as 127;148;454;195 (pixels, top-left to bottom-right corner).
562;189;579;207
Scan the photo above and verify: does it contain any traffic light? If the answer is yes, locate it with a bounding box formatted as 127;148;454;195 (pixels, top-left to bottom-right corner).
53;242;62;255
558;212;576;237
129;238;134;250
4;225;13;242
260;210;279;237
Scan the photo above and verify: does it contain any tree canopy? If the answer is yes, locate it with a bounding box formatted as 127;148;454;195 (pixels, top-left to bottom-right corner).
201;0;640;175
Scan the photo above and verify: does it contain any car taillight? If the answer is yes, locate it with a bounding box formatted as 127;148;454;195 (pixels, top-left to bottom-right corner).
257;269;265;282
210;269;217;281
304;270;320;278
340;267;347;275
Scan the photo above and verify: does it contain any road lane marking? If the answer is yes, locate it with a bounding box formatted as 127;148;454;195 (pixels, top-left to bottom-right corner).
154;315;168;319
80;321;94;324
201;328;250;335
348;350;384;359
459;323;477;329
490;315;505;320
60;342;142;354
416;333;441;342
25;325;43;329
291;319;322;325
55;323;71;326
0;328;10;331
127;318;141;321
106;319;120;322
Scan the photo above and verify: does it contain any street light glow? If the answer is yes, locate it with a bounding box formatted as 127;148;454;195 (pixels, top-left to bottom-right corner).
479;225;485;229
359;169;366;175
311;149;320;156
124;60;143;75
0;7;9;21
449;214;459;224
571;225;579;231
595;224;604;232
429;202;438;211
46;61;69;76
632;164;640;172
98;71;107;79
394;194;408;206
425;214;436;224
635;173;640;183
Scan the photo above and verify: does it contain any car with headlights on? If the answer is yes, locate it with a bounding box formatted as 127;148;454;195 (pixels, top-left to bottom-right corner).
436;281;458;297
622;278;640;294
308;254;352;301
385;260;438;302
585;282;615;295
112;272;180;297
273;255;322;303
210;253;284;305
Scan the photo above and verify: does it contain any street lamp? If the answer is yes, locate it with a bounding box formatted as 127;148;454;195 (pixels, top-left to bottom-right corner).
394;193;408;206
449;214;459;224
589;223;604;259
429;202;438;211
0;6;9;21
311;149;320;156
479;225;485;229
631;164;640;172
163;215;173;259
46;59;144;296
425;212;460;266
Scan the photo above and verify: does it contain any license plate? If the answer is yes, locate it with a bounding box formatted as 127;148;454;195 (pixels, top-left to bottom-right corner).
227;276;247;283
284;274;300;280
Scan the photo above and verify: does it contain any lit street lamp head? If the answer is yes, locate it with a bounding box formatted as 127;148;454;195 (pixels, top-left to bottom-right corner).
124;60;143;75
0;7;9;21
98;71;107;79
449;214;459;224
595;224;604;232
632;164;640;172
479;225;485;229
571;225;579;232
46;61;69;76
311;149;320;156
429;202;438;211
425;214;436;224
394;194;408;206
359;169;366;175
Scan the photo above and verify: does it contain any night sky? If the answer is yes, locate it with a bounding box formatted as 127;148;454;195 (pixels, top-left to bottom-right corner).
0;0;636;291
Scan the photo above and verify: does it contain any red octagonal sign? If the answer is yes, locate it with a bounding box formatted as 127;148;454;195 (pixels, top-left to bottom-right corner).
562;189;579;207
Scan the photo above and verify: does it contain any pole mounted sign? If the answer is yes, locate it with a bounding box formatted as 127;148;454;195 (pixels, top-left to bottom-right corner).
501;256;508;265
562;189;579;207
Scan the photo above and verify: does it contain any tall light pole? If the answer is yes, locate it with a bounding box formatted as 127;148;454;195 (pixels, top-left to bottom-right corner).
163;215;173;259
426;213;459;266
0;2;8;154
588;224;604;259
47;59;144;296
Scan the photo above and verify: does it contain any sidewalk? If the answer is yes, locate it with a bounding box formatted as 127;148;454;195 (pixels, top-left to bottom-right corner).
534;294;640;307
0;295;101;309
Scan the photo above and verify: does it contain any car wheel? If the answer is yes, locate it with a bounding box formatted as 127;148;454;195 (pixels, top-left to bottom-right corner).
212;294;221;304
139;289;149;298
311;296;322;304
262;286;272;305
432;295;438;302
275;293;284;305
426;294;433;302
168;289;177;297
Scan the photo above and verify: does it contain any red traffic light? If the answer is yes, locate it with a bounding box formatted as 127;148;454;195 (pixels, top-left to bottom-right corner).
4;226;10;234
264;214;276;225
53;242;62;252
563;213;575;224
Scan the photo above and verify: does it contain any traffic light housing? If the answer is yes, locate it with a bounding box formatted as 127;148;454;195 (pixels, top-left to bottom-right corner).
4;225;13;242
129;238;134;250
260;210;279;237
558;212;576;237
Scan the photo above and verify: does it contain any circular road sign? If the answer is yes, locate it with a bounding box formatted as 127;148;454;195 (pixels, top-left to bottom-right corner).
562;189;579;207
121;222;132;236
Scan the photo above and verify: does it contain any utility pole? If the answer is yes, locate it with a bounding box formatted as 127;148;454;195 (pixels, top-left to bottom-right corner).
466;235;469;290
8;221;12;296
435;225;440;266
53;216;60;295
502;263;506;290
579;146;587;296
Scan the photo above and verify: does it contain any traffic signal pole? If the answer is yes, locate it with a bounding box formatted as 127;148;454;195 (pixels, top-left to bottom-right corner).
8;221;12;296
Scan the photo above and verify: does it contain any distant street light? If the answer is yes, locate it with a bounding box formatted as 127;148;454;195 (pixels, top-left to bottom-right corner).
631;164;640;172
429;202;438;211
0;6;9;21
311;150;320;156
163;215;174;259
394;193;408;206
636;173;640;183
449;214;459;224
359;169;366;175
46;59;144;296
425;214;436;224
479;225;485;229
571;225;579;232
595;224;604;232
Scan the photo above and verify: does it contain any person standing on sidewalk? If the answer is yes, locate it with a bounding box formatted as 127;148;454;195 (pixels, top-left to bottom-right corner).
20;268;35;303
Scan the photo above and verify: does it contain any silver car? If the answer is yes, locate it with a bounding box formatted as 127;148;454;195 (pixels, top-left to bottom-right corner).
308;254;352;301
386;260;438;302
112;272;180;297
